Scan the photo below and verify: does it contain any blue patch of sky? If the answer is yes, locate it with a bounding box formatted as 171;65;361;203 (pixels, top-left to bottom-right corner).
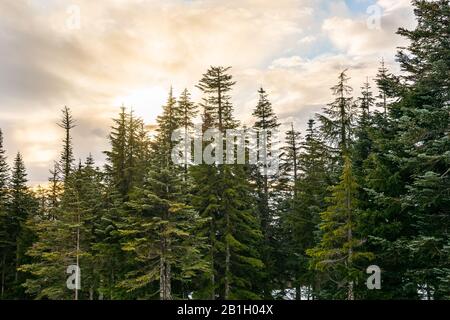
345;0;379;16
263;0;381;67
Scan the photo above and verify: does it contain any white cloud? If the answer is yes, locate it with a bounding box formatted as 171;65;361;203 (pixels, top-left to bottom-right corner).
270;56;305;69
299;36;316;44
0;0;416;184
322;0;416;56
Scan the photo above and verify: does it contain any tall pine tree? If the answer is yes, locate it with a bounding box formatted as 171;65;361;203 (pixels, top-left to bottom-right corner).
192;66;264;299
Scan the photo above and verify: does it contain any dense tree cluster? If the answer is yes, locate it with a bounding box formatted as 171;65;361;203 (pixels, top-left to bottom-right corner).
0;0;448;300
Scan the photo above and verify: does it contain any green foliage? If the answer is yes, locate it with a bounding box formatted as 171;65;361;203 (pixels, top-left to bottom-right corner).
307;157;374;299
3;2;450;299
317;70;358;155
192;66;264;299
1;153;38;299
58;106;76;181
282;119;331;299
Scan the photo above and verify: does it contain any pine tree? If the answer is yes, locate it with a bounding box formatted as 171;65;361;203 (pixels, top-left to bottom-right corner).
6;153;37;299
58;106;76;182
118;96;209;300
307;157;373;300
353;79;375;175
395;0;449;298
178;88;198;176
105;107;129;198
375;59;393;116
0;129;10;299
252;87;280;237
154;88;182;166
279;123;302;194
197;66;238;131
359;79;374;117
0;129;8;199
192;66;263;299
251;88;281;298
67;156;105;300
317;70;357;156
106;107;151;199
119;164;209;299
283;119;330;299
355;0;450;300
47;162;63;219
271;123;303;298
22;111;103;300
22;158;103;300
5;0;450;300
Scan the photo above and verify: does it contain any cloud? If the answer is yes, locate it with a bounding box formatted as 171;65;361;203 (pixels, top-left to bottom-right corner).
299;36;316;44
0;0;415;185
237;54;385;127
322;0;416;56
270;56;305;69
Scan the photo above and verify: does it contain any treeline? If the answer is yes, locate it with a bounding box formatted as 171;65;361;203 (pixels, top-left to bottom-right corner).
0;0;448;300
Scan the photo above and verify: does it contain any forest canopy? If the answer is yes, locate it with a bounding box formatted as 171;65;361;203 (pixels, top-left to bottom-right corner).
0;0;449;300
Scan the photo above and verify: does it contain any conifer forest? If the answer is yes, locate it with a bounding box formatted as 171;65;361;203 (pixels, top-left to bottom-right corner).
0;0;449;301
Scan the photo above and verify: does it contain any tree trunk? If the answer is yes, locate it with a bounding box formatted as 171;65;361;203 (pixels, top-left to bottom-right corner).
166;262;171;300
160;253;166;300
224;211;230;300
347;181;354;301
295;283;301;300
348;281;354;301
160;236;172;300
110;267;114;300
75;211;80;301
159;259;171;300
210;219;215;300
1;253;5;299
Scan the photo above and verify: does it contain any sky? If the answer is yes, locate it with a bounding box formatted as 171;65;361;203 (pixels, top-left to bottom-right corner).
0;0;417;185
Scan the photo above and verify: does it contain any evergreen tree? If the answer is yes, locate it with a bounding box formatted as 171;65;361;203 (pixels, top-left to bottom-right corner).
192;66;264;299
356;0;450;300
307;157;373;300
318;70;357;156
395;0;449;298
47;162;63;219
105;106;151;199
273;124;303;298
352;79;375;175
279;123;302;193
197;66;238;131
91;184;129;300
283;119;330;300
58;107;76;182
105;107;129;198
0;129;8;199
154;88;182;166
178;88;198;177
22;158;103;300
358;79;374;117
119;95;209;300
0;129;10;299
252;87;280;236
120;164;209;299
6;153;37;299
375;59;394;116
251;88;280;298
4;0;450;300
